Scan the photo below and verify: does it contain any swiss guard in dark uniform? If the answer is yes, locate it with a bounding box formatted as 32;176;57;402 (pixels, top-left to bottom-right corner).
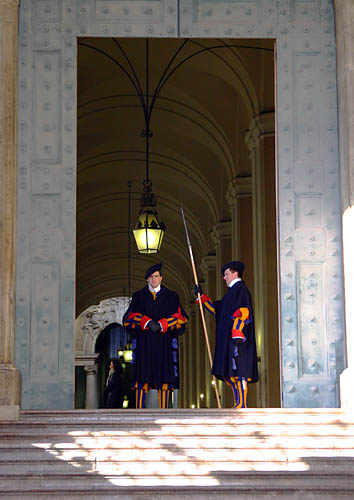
194;261;258;408
123;263;188;409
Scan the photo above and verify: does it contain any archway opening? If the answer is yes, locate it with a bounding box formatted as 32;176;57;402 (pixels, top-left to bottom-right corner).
76;37;279;408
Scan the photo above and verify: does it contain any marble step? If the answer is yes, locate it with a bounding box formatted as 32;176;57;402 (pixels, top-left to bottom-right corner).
1;470;354;499
1;437;354;453
2;491;354;500
1;409;353;499
0;455;354;473
17;408;354;424
1;446;354;463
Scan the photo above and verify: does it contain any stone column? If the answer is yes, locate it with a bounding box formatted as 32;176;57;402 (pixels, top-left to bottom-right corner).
84;366;98;409
0;0;21;420
245;112;278;408
194;310;201;407
226;177;259;408
334;1;354;408
210;221;232;298
188;310;196;408
145;390;159;409
225;177;252;260
181;305;189;408
200;255;216;408
210;222;232;407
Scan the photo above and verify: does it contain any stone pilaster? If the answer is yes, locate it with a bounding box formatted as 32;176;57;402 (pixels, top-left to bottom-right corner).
195;309;202;407
210;221;232;298
200;255;216;408
334;1;354;408
210;222;232;408
188;310;197;408
225;176;252;259
0;0;21;420
245;112;276;408
181;305;189;409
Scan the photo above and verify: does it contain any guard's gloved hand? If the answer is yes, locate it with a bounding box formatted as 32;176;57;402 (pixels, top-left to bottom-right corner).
148;320;162;334
193;283;203;297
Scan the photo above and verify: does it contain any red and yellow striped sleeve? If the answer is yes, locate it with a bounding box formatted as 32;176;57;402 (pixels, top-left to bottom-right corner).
124;312;144;330
196;293;215;316
159;307;188;333
231;307;250;342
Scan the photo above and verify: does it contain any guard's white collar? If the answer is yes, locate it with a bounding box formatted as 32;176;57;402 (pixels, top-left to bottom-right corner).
149;284;161;293
228;277;241;288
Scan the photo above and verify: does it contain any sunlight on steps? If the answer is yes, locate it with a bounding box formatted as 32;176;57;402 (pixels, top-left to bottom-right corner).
1;409;354;497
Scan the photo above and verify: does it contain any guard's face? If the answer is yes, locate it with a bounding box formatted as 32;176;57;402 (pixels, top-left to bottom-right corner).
223;268;238;285
147;271;163;289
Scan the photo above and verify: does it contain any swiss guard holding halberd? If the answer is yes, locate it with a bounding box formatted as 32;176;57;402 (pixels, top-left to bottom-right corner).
123;263;188;409
194;260;258;409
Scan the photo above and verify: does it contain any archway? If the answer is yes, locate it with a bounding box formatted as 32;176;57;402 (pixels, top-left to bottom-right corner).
14;1;345;411
74;297;132;409
76;38;279;408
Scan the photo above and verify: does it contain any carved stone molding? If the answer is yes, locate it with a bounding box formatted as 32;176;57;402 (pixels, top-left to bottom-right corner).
200;254;216;276
210;220;231;245
0;0;19;6
0;0;18;21
84;365;97;375
76;354;98;368
75;296;131;357
244;112;275;152
226;176;252;206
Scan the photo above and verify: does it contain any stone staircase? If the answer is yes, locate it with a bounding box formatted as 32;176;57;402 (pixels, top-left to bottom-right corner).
0;408;354;499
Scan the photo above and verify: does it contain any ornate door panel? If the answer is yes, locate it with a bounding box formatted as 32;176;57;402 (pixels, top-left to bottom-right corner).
178;0;344;407
16;0;179;409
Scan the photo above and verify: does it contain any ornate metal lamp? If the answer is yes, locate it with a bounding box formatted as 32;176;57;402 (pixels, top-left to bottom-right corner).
133;178;165;254
132;40;165;253
117;341;133;363
122;342;133;363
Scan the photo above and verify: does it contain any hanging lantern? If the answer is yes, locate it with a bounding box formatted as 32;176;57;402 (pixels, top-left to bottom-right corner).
133;179;165;254
131;40;166;254
123;342;133;363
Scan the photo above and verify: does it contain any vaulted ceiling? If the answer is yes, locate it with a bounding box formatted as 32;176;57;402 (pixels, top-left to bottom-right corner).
76;37;274;315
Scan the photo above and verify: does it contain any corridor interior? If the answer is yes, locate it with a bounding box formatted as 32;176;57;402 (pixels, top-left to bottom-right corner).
75;37;279;409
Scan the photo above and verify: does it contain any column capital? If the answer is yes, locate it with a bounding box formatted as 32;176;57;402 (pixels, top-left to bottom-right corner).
200;254;216;275
244;112;275;152
211;220;231;245
0;0;19;5
226;176;252;206
0;0;19;19
76;354;98;367
334;0;354;26
84;365;97;375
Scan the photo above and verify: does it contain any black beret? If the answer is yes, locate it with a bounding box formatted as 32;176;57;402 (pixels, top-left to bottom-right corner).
144;262;163;279
221;260;245;276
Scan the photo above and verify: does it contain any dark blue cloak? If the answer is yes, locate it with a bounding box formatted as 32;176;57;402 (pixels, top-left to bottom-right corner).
123;285;187;388
212;281;259;382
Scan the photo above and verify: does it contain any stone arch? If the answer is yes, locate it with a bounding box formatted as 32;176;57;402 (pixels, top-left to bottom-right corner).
75;296;131;409
75;297;131;356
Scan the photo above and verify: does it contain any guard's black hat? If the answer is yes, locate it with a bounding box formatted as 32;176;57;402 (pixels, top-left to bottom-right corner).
221;260;245;276
144;262;163;279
